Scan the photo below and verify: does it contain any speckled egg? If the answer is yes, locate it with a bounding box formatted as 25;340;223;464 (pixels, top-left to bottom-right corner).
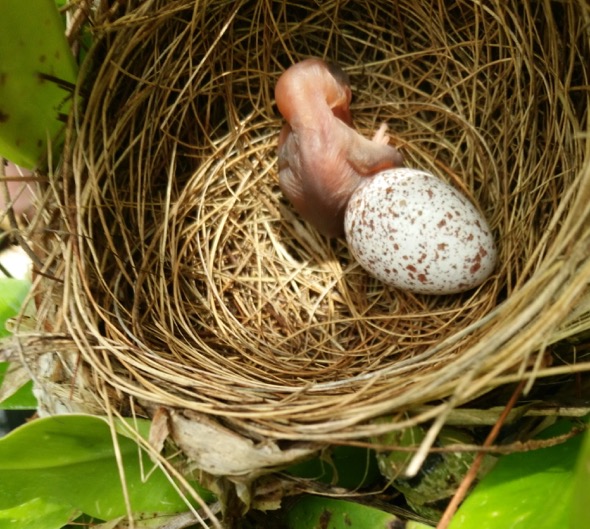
344;168;497;294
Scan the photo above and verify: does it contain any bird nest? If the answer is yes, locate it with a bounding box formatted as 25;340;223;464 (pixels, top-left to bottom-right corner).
11;0;590;477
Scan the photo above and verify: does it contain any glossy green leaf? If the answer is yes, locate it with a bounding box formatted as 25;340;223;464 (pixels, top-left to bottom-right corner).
0;0;77;169
0;414;213;519
283;495;433;529
0;498;77;529
449;421;585;529
571;427;590;528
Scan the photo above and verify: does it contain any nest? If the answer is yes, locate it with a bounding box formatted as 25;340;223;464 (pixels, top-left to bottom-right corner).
12;0;590;478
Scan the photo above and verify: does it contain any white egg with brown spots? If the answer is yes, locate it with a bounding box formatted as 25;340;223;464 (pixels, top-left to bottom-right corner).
344;168;497;294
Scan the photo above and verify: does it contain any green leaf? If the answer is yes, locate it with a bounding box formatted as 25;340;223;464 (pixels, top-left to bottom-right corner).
283;496;433;529
449;421;585;529
0;415;214;520
0;278;30;337
0;0;77;169
0;375;37;410
0;278;36;408
372;423;492;521
0;498;77;529
286;445;380;489
571;426;590;528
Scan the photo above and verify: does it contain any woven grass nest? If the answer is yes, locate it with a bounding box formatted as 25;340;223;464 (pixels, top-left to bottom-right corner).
15;0;590;482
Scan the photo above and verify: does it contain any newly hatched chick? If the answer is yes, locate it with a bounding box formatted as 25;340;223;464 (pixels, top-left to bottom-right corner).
275;58;403;237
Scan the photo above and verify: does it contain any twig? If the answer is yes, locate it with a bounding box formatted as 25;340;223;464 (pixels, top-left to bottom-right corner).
436;380;527;529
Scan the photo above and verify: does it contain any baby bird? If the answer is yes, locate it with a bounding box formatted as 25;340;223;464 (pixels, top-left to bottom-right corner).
275;58;403;237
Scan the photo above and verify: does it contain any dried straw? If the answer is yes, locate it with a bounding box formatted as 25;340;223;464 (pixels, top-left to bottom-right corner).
15;0;590;450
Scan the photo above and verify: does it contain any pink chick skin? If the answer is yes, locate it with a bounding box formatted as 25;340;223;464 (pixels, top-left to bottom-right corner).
275;58;403;237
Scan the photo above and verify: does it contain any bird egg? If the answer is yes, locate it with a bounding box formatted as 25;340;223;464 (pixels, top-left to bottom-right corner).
344;168;497;294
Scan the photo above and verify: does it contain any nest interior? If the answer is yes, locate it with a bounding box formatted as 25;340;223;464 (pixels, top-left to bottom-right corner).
22;0;590;444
